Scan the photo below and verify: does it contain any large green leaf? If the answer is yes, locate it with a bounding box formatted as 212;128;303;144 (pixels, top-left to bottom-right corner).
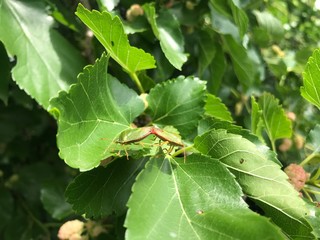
301;49;320;110
76;4;155;74
147;76;206;139
49;54;145;171
258;93;292;147
125;154;286;240
143;3;187;70
0;0;85;108
194;129;314;238
65;157;147;218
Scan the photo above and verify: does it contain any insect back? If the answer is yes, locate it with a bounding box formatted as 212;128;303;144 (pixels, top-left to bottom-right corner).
114;126;184;159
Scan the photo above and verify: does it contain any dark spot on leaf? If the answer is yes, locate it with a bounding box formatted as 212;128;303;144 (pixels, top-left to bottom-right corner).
240;158;245;164
111;41;114;46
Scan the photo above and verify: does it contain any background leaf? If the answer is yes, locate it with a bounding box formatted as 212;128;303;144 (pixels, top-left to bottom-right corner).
125;154;286;240
197;29;216;75
301;49;320;110
40;181;73;220
194;129;313;238
76;4;155;75
222;35;258;89
50;54;145;171
0;0;85;108
66;157;147;218
204;94;233;122
147;76;206;139
143;3;188;70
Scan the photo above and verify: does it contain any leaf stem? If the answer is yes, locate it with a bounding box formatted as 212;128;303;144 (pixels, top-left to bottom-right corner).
300;153;316;166
171;145;194;158
129;72;145;93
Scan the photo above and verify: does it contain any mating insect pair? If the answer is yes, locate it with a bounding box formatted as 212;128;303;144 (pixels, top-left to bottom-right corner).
114;126;185;160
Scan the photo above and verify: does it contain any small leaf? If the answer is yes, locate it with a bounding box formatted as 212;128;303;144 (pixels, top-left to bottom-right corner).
147;76;206;139
40;181;73;220
125;154;286;239
0;0;85;108
301;49;320;110
204;94;233;122
258;92;292;145
143;3;188;70
251;96;264;142
76;4;155;74
50;54;145;171
66;158;147;218
194;129;313;238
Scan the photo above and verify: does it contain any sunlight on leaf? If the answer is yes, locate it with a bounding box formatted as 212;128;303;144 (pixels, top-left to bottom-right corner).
0;0;85;108
143;3;188;70
204;94;233;122
125;154;286;239
76;4;155;74
301;49;320;110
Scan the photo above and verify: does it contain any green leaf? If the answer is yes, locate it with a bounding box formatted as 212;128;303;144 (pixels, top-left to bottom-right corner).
198;117;282;166
204;94;233;122
251;96;264;142
222;35;257;89
306;124;320;154
125;154;286;240
258;93;292;147
0;0;85;108
40;181;73;220
147;76;206;139
194;129;313;238
0;42;10;105
301;49;320;110
209;1;239;40
76;4;155;74
197;29;216;75
253;10;284;41
229;0;248;38
66;158;147;218
207;45;226;94
0;187;14;231
143;3;188;70
49;54;145;171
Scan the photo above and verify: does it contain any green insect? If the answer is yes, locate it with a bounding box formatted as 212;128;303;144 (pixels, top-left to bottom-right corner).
115;126;186;161
116;126;183;146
